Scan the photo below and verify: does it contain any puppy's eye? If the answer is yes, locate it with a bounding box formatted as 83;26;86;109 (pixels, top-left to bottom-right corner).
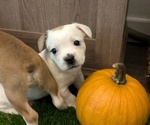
51;48;57;54
74;40;80;46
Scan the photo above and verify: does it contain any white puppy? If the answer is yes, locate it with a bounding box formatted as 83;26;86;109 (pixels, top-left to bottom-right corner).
38;23;92;107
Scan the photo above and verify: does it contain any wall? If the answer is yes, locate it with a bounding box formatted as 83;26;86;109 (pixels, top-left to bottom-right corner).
0;0;128;70
127;0;150;35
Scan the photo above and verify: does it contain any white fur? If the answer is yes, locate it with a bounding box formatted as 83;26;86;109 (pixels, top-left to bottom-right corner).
0;83;18;114
0;84;49;114
39;23;92;107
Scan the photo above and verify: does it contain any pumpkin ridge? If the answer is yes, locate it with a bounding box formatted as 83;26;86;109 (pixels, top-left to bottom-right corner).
126;85;141;125
126;77;149;106
127;84;149;125
119;87;130;124
117;86;129;125
80;82;102;124
103;84;119;125
127;75;149;123
116;86;122;125
90;79;113;124
126;78;150;122
90;81;111;125
124;86;129;125
114;87;123;124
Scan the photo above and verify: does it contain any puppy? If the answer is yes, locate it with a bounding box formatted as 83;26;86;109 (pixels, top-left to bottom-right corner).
0;31;67;125
38;23;92;107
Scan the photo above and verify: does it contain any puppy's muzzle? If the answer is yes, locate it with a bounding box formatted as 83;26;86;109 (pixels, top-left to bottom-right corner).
64;54;75;65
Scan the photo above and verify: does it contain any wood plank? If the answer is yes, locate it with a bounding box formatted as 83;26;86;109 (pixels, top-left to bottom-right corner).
0;28;41;43
95;0;128;68
79;0;98;38
0;0;21;29
15;0;97;37
59;0;98;38
19;0;47;32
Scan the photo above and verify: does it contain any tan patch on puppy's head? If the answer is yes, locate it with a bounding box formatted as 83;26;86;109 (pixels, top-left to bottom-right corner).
37;31;48;52
37;26;64;52
51;25;64;31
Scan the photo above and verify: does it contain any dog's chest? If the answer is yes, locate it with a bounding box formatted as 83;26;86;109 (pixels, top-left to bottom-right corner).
54;71;77;87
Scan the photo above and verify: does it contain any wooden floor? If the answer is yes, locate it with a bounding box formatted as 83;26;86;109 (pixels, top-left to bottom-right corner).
124;38;150;96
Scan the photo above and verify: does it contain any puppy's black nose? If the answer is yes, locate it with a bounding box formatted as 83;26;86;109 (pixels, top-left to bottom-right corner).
64;54;75;64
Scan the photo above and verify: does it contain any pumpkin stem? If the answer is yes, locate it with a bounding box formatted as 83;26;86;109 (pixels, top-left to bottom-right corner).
111;63;126;85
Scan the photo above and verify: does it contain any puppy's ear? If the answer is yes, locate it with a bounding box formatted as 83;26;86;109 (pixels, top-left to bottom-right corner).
73;23;92;38
37;31;48;52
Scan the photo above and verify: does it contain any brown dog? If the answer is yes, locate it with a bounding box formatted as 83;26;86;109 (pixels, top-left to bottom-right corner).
0;31;67;125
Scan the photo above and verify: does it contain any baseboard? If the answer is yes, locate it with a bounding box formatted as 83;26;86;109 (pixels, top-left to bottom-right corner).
0;28;42;43
127;17;150;36
127;17;150;23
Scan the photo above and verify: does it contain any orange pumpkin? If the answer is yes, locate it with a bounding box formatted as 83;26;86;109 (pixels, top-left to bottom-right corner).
76;63;150;125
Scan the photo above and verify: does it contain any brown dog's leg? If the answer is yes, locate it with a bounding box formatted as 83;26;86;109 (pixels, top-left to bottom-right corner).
4;88;38;125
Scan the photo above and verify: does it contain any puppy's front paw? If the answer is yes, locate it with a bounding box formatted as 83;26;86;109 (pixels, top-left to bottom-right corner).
63;95;76;108
51;93;67;110
66;99;76;108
